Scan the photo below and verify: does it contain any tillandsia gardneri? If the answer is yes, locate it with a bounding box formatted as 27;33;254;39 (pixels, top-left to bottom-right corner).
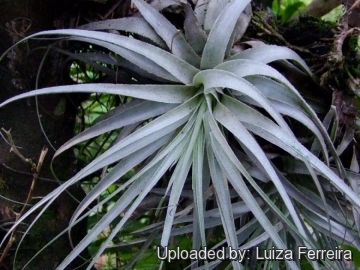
0;0;360;269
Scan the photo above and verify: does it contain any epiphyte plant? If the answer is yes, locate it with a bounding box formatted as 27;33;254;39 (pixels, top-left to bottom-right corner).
1;0;360;269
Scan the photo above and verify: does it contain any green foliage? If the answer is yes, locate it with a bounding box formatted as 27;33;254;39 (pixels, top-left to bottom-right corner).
342;245;360;268
271;0;342;23
1;0;360;269
74;93;119;163
271;0;310;22
321;5;343;22
272;0;307;23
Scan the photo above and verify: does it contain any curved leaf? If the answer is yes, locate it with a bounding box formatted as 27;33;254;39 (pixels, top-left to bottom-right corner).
204;112;301;270
6;29;200;84
0;84;196;109
193;69;293;134
183;3;208;55
236;118;360;209
235;93;329;164
79;17;166;47
228;45;312;76
85;116;201;270
204;0;231;32
217;59;346;173
133;0;201;67
233;4;252;44
207;141;241;270
70;135;171;226
56;101;176;156
194;0;210;27
192;127;207;248
213;103;310;243
72;37;180;82
201;0;251;69
161;101;207;248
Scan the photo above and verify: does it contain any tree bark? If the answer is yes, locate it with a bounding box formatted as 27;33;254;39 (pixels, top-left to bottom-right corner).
290;0;341;20
343;0;360;27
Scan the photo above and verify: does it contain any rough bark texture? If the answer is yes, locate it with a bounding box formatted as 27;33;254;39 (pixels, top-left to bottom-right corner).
0;1;89;269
